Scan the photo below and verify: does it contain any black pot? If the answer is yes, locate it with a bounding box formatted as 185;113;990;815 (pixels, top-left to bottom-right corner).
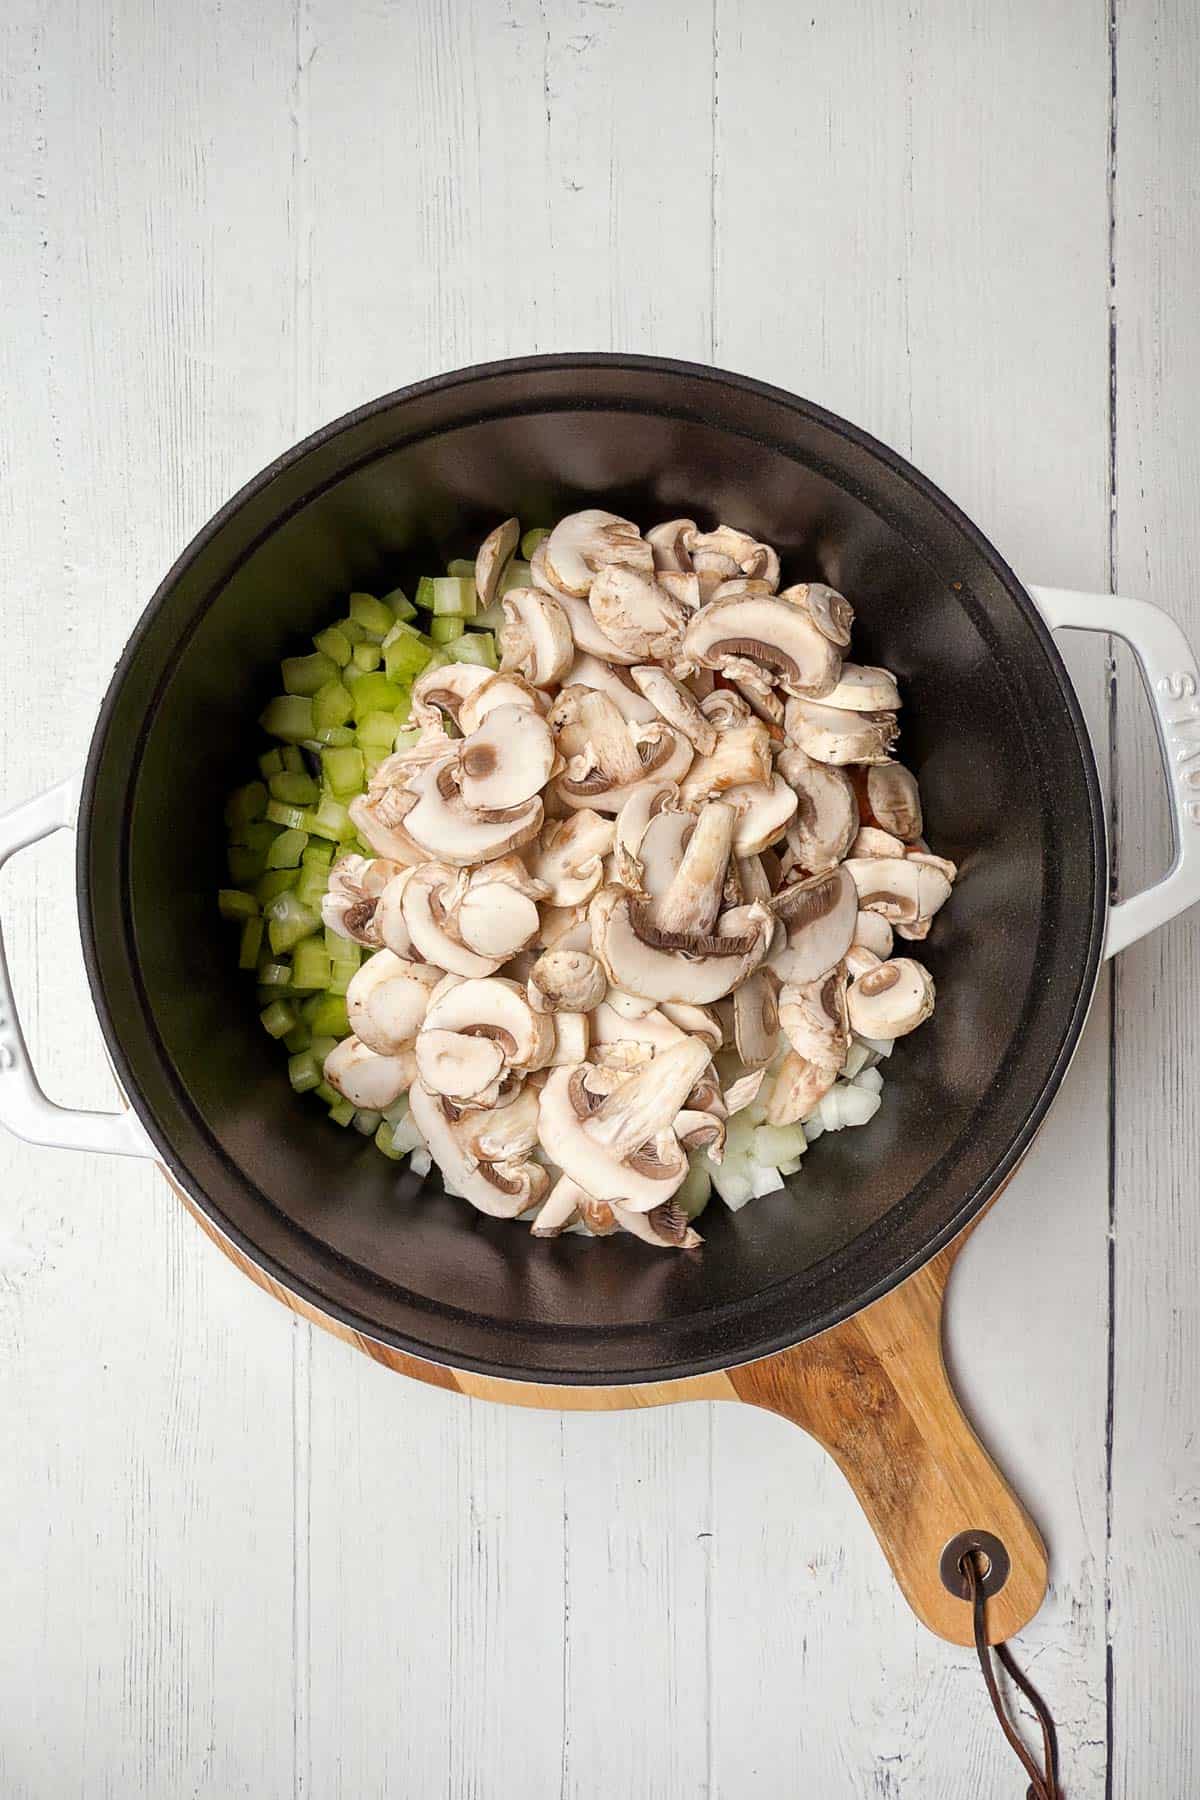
5;355;1195;1383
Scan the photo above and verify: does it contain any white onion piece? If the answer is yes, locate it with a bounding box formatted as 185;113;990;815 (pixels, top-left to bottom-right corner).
816;1082;882;1132
409;1146;433;1176
750;1166;785;1197
854;1065;884;1096
840;1040;871;1080
855;1033;894;1059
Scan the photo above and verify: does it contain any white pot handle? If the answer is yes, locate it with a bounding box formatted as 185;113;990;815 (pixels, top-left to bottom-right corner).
1030;586;1200;957
0;776;155;1157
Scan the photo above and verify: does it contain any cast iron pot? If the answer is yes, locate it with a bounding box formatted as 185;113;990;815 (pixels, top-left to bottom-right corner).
3;356;1198;1648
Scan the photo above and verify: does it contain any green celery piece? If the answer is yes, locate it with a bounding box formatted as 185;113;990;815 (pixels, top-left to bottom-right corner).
335;615;368;645
225;780;268;831
266;827;308;871
349;591;395;638
268;770;320;807
304;797;354;843
257;959;292;989
382;587;416;621
313;679;355;731
355;711;399;752
446;557;476;579
265;799;309;831
520;527;549;559
218;888;259;922
283;1022;312;1055
445;631;498;669
228;817;277;852
237;916;264;970
374;1121;404;1160
328;1098;355;1128
351;639;382;673
302;992;350;1037
288;1050;321;1093
322;745;365;794
313;625;352;667
430;614;467;644
265;891;321;955
350;671;405;717
227;844;267;885
314;723;356;748
384;626;434;682
314;1081;339;1106
260;999;297;1040
302;837;335;867
353;1108;382;1136
259;695;315;744
431;576;476;617
281;746;306;774
499;559;532;594
295;864;329;912
291;938;333;992
254;868;300;905
282;651;338;696
310;1036;338;1065
257;748;286;779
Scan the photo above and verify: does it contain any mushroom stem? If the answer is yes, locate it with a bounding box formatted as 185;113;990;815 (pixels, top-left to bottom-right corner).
651;802;735;936
586;1038;711;1157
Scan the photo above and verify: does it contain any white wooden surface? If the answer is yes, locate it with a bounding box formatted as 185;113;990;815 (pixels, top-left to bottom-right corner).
0;1;1195;1794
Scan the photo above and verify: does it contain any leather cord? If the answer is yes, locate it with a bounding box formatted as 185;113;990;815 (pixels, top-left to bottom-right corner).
962;1549;1063;1800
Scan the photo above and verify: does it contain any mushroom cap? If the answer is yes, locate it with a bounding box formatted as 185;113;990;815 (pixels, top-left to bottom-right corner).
842;856;953;925
474;516;520;608
410;660;494;732
646;518;697;573
783;697;898;765
547;1011;590;1065
422;974;553;1071
685;524;780;594
612;1200;703;1249
415;1029;507;1100
346;950;442;1055
459;703;555;811
408;1081;549;1219
451;1082;541;1163
718;775;799;855
846;957;935;1038
323;1036;416;1110
391;864;502;977
537;902;593;954
764;1049;837;1126
560;652;660;724
679;718;773;802
683;595;842;698
544;509;652;596
866;762;923;841
456;878;542;960
456;671;551;736
769;866;858;985
630;665;717;754
852;909;895;959
731;967;780;1069
658;1000;724;1050
776;748;859;874
528;948;606;1013
587;565;687;661
849;825;908;859
778;968;849;1073
822;663;902;712
401;753;544;866
499;587;574;689
588;885;773;1004
612;781;683;897
529;809;615;907
321;854;407;946
536;1038;709;1209
777;583;855;648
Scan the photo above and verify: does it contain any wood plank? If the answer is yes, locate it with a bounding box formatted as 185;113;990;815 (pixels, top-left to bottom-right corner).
0;2;300;1795
1111;4;1200;1794
710;0;1113;1790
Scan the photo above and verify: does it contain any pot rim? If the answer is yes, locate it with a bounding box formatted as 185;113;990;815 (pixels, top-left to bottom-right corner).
76;352;1109;1384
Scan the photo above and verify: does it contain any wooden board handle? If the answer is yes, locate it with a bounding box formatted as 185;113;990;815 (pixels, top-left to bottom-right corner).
727;1244;1047;1646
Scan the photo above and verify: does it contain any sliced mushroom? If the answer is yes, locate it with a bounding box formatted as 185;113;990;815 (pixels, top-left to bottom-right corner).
400;753;543;866
658;570;701;611
553;588;643;665
451;1082;541;1163
769;866;858;985
724;1068;766;1115
867;762;923;841
613;1201;703;1250
658;1001;724;1050
459;703;556;811
560;652;660;724
408;1081;549;1219
845;944;883;979
544;509;652;596
710;576;778;602
527;948;606;1013
821;664;902;711
852;909;895;959
346;951;442;1056
629;666;717;754
777;583;855;648
322;854;407;946
474;516;520;609
612;781;684;897
554;711;693;814
590;1001;685;1057
842;856;953;926
421;975;554;1072
679;717;772;801
778;969;849;1074
907;846;958;883
547;1011;590;1065
410;660;494;732
718;775;799;854
537;1037;710;1209
456;671;551;736
765;1050;837;1126
589;885;773;1005
323;1036;416;1110
650;802;736;936
456;869;543;961
849;825;908;859
531;1173;586;1237
499;588;574;689
776;748;859;875
537;902;593;953
646;518;697;573
684;524;780;597
783;697;898;765
415;1029;507;1101
529;809;615;908
846;958;935;1038
731;968;780;1069
588;565;687;662
549;687;642;783
387;864;500;977
683;595;842;698
347;783;425;865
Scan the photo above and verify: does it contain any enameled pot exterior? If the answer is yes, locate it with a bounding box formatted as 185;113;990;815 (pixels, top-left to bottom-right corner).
3;356;1197;1384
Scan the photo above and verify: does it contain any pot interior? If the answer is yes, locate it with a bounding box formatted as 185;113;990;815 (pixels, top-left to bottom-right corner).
81;359;1105;1381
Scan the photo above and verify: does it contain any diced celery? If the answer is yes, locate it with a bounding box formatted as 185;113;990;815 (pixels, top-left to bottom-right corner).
382;587;416;621
446;557;476;579
310;1036;338;1066
382;1095;412;1125
355;711;399;753
283;651;338;696
295;864;329;911
322;745;365;795
392;727;421;751
335;615;368;644
218;888;259;922
474;600;506;630
384;625;434;682
254;868;300;905
225;781;268;831
328;1098;355;1128
430;614;467;644
302;838;335;867
259;695;315;743
327;942;361;996
266;891;321;955
445;631;498;669
351;640;382;673
374;1120;405;1160
292;938;333;992
258;748;286;779
314;723;356;748
304;797;354;843
302;992;351;1037
520;527;549;559
238;916;264;970
266;827;308;870
229;818;277;855
288;1051;321;1093
260;999;297;1040
313;625;352;667
265;799;309;831
314;1081;339;1106
313;679;355;731
281;746;306;773
257;960;292;989
353;1108;382;1136
349;671;405;717
268;770;320;806
500;559;532;594
227;845;267;884
283;1022;312;1054
349;592;395;638
423;575;476;618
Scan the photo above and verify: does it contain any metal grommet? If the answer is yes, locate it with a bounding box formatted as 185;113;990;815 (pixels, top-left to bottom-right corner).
939;1529;1011;1600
